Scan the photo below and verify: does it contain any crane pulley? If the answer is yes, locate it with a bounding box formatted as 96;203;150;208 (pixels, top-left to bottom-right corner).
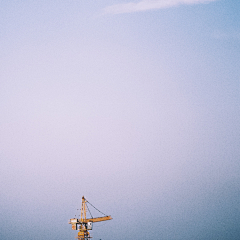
69;196;112;240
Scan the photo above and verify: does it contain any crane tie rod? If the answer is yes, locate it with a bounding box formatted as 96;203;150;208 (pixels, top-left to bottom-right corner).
86;202;93;218
86;200;107;216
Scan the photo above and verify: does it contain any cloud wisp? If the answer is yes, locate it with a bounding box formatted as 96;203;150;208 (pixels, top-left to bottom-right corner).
104;0;217;14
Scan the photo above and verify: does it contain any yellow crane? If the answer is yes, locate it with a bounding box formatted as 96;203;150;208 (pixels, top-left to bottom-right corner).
69;196;112;240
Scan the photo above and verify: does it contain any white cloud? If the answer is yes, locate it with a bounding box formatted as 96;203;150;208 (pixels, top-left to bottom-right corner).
104;0;217;14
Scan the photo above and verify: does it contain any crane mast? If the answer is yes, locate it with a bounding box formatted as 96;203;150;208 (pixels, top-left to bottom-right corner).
69;196;112;240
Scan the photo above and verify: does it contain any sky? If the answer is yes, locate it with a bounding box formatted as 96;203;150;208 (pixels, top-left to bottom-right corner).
0;0;239;239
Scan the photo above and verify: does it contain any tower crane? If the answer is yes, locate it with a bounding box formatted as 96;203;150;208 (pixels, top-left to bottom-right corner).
69;196;112;240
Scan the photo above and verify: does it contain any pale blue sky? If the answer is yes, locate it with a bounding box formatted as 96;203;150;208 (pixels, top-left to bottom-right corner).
0;1;239;239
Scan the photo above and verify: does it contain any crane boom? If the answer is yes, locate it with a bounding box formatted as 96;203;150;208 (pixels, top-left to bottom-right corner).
69;215;112;224
83;216;112;223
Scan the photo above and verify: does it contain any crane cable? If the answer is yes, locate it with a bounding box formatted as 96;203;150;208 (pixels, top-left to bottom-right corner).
86;202;93;219
86;200;107;216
